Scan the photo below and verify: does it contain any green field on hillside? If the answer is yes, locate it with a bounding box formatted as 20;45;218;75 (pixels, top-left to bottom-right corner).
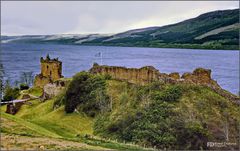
0;90;151;150
1;77;240;150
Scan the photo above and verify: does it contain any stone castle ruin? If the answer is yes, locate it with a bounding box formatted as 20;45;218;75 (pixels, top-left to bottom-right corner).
33;56;239;104
90;63;161;85
34;54;63;88
89;63;239;104
89;63;219;88
41;79;69;100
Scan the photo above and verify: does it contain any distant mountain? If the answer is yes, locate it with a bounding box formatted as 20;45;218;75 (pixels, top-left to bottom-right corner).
2;9;239;50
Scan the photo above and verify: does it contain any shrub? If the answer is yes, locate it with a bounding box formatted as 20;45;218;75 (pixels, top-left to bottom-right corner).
93;83;211;149
153;85;183;102
175;121;209;150
64;72;109;116
3;86;20;101
19;83;29;90
120;102;178;149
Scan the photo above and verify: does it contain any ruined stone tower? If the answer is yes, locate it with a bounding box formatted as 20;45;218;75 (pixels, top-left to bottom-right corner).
34;54;63;88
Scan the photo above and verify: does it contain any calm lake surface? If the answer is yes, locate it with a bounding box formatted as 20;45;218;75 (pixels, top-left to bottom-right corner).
1;43;239;94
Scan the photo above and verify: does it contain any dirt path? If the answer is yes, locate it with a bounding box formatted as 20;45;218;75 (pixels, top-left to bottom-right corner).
1;133;111;150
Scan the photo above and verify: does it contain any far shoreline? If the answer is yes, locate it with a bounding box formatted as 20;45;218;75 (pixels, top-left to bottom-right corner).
2;42;240;52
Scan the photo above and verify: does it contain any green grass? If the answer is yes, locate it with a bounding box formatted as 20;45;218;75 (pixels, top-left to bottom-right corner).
177;86;240;128
16;99;94;138
23;87;43;97
1;104;149;150
3;79;239;150
1;112;61;138
93;81;240;149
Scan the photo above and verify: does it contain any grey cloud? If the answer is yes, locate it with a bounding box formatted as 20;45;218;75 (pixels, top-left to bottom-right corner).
1;1;239;35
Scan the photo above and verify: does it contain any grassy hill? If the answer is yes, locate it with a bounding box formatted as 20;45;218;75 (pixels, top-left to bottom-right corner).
2;9;239;50
84;9;239;50
94;80;240;150
0;88;153;150
1;72;240;150
54;72;240;150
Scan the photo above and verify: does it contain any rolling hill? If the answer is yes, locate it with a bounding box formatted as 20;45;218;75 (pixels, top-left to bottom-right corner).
1;68;240;150
0;88;152;150
2;9;239;50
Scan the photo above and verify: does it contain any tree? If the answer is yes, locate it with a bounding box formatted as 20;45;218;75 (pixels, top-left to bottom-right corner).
65;72;109;116
19;83;29;90
0;79;3;101
0;63;5;101
3;83;20;102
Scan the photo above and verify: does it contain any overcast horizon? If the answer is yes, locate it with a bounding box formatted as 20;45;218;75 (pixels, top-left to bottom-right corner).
1;1;239;36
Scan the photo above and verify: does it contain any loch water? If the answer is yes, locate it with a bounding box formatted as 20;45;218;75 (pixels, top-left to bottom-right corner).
1;43;239;95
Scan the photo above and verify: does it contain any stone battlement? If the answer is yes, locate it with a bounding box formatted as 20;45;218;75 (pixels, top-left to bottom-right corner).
40;54;60;63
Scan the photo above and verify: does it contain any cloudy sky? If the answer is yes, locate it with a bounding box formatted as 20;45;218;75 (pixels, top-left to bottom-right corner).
1;1;239;36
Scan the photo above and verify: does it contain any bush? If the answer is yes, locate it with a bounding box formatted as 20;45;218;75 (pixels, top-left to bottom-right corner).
19;83;29;90
3;86;20;101
175;121;209;150
110;101;178;149
153;85;183;102
64;72;109;116
93;83;211;149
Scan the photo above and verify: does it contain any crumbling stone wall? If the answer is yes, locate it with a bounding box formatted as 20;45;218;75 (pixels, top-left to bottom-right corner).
181;68;220;88
169;72;180;80
89;64;240;103
42;79;70;100
89;63;221;89
34;75;51;88
6;102;24;115
90;63;161;85
34;55;63;88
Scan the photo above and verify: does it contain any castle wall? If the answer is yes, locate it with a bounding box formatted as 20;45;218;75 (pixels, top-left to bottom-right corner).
42;83;65;100
34;74;52;88
181;68;219;87
89;64;240;102
89;63;221;90
90;64;161;85
42;79;70;100
6;102;24;115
